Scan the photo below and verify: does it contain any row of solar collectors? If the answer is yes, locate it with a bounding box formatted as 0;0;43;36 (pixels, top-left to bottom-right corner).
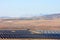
0;34;60;39
0;30;31;34
35;30;60;34
0;30;60;34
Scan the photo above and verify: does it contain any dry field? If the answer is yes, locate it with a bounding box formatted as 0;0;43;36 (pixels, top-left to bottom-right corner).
0;39;59;40
0;19;60;30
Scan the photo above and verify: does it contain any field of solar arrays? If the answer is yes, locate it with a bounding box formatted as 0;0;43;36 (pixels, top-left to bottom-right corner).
0;30;60;39
0;38;60;40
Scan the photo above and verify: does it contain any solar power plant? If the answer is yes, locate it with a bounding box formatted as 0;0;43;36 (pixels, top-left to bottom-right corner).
0;30;60;39
34;30;60;34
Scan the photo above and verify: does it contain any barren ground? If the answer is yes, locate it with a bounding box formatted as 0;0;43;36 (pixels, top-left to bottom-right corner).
0;39;59;40
0;19;60;30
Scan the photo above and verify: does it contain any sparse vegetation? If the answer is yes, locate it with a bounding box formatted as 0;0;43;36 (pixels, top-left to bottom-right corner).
0;19;60;30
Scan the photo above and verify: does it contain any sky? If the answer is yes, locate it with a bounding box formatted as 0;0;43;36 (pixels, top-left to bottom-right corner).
0;0;60;17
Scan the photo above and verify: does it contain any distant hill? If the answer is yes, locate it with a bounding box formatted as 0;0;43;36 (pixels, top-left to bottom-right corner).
0;13;60;20
27;13;60;20
41;13;60;20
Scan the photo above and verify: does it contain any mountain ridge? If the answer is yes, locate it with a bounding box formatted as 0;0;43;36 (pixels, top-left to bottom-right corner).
0;13;60;20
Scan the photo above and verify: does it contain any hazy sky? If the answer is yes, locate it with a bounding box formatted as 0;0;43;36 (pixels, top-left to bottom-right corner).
0;0;60;17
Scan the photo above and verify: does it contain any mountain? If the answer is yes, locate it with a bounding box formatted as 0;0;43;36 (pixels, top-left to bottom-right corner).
41;13;60;20
0;13;60;20
27;13;60;20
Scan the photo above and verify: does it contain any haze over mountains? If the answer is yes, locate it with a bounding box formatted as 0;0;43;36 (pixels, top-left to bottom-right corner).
0;13;60;20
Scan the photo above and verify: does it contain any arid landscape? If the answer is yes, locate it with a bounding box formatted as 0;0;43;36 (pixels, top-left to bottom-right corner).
0;13;60;30
0;18;60;30
0;0;60;40
0;14;60;40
